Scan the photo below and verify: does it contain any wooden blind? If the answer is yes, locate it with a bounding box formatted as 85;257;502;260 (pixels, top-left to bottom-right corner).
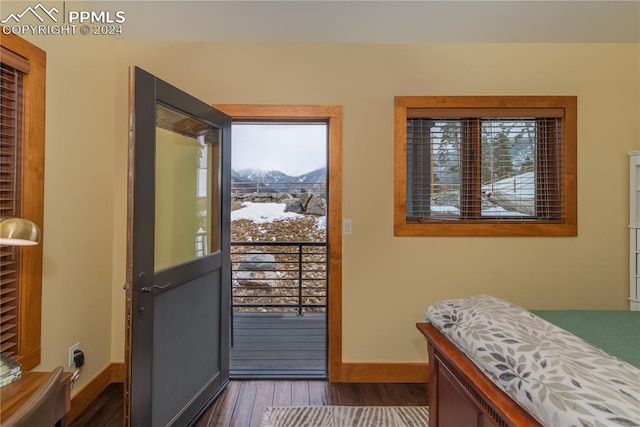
406;114;563;222
0;62;24;356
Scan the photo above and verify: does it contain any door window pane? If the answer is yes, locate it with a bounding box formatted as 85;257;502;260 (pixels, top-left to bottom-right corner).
155;104;220;271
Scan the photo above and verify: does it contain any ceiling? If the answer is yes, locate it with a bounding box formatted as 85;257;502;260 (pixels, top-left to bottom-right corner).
88;0;639;43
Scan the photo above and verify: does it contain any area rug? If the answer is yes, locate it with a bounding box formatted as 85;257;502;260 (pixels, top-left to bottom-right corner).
260;405;429;427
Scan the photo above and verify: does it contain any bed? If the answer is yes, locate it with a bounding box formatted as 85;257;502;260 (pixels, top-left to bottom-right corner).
416;295;640;427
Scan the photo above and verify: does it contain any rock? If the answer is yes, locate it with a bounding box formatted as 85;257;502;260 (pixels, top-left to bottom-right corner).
484;191;534;215
285;193;327;216
237;251;276;271
305;194;327;216
277;193;293;202
235;251;277;287
233;192;293;203
284;198;303;214
234;270;277;288
299;192;312;209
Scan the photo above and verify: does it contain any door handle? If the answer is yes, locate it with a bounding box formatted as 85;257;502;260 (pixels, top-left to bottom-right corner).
141;282;173;294
137;272;148;317
137;274;174;317
152;282;172;291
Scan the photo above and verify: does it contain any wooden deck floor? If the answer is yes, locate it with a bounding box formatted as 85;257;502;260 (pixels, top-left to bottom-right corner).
231;312;326;378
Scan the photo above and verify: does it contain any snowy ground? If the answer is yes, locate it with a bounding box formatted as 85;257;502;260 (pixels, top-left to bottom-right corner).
232;202;326;230
433;171;535;217
231;202;326;242
231;202;304;223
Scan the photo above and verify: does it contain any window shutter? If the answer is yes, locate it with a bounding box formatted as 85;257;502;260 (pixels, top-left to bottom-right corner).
406;119;434;219
405;114;565;222
0;62;25;356
536;117;563;219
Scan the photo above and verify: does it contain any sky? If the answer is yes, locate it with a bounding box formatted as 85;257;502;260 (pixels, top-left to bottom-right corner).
231;123;327;176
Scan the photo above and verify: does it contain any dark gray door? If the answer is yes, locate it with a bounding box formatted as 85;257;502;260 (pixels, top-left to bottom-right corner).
127;67;231;426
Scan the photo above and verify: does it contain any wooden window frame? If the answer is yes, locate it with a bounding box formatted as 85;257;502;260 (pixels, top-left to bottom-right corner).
0;32;46;370
394;96;577;237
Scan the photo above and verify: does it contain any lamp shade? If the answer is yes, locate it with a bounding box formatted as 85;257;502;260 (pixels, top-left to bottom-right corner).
0;217;40;246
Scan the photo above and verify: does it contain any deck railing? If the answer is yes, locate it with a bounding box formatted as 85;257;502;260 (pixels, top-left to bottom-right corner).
232;181;325;195
231;241;327;315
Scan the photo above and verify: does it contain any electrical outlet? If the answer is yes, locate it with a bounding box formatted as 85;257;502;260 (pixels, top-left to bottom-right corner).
69;343;80;367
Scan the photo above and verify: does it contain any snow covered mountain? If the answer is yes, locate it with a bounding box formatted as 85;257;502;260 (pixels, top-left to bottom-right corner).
232;168;327;194
233;168;292;182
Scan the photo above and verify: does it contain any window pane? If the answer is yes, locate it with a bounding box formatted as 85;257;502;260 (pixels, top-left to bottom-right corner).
407;119;462;219
155;104;220;272
480;120;536;217
407;118;546;220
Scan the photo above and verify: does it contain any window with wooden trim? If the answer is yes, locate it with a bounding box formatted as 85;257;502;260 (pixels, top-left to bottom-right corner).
394;96;577;237
0;33;46;370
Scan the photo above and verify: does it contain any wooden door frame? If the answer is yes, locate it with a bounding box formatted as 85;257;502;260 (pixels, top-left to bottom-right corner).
214;104;343;381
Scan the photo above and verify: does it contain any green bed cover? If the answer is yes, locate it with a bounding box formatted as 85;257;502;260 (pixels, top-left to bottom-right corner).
531;310;640;369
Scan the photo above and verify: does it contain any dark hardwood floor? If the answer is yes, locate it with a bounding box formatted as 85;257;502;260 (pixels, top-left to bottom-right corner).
69;381;428;427
68;383;124;427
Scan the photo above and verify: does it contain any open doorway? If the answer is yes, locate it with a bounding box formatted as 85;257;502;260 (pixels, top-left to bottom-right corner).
229;121;328;378
215;104;343;381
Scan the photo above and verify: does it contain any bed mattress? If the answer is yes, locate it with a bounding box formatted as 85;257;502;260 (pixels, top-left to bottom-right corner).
424;295;640;427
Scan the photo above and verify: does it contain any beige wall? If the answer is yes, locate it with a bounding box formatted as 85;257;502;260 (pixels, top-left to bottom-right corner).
19;35;639;388
114;42;638;363
19;32;119;392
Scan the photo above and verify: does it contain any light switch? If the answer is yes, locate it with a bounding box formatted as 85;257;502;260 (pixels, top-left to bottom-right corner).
343;219;352;234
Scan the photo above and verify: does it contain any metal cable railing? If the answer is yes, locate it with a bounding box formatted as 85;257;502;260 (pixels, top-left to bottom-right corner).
231;241;327;315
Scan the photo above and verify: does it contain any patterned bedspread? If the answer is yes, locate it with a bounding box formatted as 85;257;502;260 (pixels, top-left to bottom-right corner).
423;295;640;427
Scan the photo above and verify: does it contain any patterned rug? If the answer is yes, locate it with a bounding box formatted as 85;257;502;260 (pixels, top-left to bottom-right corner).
260;406;429;427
